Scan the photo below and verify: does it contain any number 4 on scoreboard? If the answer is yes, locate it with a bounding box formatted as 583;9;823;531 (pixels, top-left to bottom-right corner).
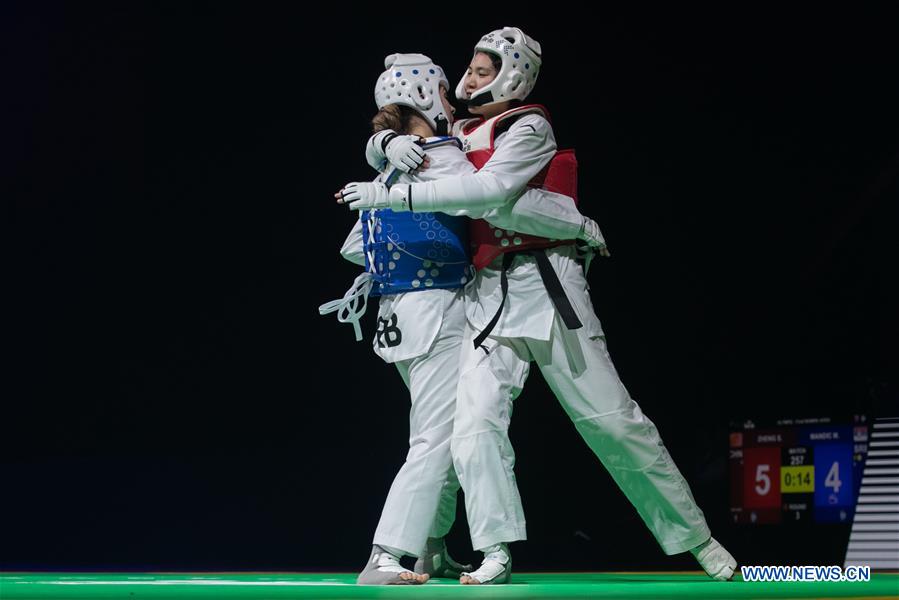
814;444;852;508
825;460;842;494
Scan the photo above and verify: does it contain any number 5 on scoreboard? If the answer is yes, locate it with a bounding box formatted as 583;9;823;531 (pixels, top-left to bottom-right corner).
744;447;781;508
755;464;771;495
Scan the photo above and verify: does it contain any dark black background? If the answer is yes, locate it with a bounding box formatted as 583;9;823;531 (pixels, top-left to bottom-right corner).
4;3;897;571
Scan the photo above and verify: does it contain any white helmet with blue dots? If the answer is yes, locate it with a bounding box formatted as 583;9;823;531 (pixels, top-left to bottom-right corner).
455;26;542;107
374;53;451;133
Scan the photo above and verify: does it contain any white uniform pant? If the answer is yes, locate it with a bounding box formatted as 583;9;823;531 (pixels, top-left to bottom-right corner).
451;316;712;553
372;301;465;557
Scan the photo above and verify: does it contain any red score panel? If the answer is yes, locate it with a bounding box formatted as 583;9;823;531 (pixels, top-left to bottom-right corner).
743;446;781;509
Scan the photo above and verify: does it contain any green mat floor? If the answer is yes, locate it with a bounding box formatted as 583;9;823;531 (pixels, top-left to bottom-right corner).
2;572;897;599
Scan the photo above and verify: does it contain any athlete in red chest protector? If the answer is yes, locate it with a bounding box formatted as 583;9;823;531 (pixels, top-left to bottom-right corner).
343;27;736;585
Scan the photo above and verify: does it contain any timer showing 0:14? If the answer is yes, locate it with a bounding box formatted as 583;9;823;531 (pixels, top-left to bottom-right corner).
781;465;814;493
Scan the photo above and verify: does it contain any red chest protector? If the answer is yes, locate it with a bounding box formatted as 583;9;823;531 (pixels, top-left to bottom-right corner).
454;105;578;271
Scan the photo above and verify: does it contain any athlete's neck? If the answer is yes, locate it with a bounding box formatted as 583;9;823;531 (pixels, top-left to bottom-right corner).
407;115;435;139
471;101;512;120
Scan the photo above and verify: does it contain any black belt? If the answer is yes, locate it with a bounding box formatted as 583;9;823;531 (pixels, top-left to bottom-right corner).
473;249;583;351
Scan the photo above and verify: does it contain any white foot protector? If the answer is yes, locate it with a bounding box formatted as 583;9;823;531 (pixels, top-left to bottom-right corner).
460;543;511;585
691;537;737;581
357;546;427;585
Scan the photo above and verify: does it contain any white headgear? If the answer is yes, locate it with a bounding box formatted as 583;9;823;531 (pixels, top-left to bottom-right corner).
455;27;542;107
374;53;451;134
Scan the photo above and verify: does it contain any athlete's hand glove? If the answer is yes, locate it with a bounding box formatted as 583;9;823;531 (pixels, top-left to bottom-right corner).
386;134;427;172
339;182;413;212
579;216;611;257
366;131;427;173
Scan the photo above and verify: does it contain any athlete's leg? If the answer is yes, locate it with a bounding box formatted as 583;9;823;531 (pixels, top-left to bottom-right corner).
449;323;531;585
532;321;713;556
414;466;474;578
372;304;465;556
359;303;465;585
451;323;532;553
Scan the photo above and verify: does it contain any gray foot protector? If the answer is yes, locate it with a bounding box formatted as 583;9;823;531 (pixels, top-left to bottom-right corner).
357;546;423;585
414;546;473;578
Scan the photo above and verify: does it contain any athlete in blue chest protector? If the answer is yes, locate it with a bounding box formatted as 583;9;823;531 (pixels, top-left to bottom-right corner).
322;52;603;585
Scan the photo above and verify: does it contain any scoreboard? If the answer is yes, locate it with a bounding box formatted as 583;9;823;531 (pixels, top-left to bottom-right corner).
730;415;869;524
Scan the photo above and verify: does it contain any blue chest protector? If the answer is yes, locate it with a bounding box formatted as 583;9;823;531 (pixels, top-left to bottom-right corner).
361;137;471;296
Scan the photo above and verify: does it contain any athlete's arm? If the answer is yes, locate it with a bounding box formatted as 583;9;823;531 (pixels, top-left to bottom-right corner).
343;115;556;213
339;218;366;266
352;132;607;249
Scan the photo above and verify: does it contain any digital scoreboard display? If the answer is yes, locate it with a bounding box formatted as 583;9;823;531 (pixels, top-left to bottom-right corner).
730;415;870;524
